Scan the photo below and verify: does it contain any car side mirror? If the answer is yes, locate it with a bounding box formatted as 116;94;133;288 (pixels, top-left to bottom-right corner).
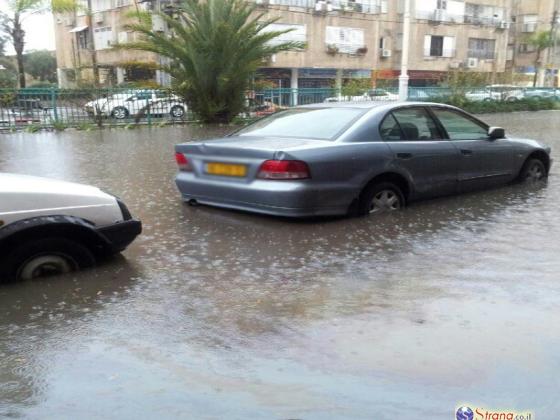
488;126;505;139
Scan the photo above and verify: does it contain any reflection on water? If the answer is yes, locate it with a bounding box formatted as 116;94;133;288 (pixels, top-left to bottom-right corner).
1;113;560;418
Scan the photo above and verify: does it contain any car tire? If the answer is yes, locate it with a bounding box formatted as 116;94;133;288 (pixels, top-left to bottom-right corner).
518;158;547;183
0;238;96;283
358;182;405;216
170;105;185;118
111;106;129;120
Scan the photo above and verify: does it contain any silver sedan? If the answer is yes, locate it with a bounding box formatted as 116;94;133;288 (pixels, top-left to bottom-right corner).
175;102;552;217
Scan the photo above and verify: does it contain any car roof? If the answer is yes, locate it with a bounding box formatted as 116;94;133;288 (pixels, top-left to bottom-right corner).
296;101;453;110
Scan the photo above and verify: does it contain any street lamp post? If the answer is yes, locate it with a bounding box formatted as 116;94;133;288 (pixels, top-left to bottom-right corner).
398;0;411;101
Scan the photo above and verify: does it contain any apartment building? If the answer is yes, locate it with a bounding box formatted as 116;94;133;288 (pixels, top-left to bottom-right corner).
53;0;559;88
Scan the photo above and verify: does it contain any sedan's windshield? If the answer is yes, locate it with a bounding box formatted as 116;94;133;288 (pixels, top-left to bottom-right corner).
236;108;366;140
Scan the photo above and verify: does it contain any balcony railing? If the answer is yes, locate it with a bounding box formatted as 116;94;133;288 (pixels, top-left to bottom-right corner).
464;15;501;26
468;49;495;60
261;0;384;14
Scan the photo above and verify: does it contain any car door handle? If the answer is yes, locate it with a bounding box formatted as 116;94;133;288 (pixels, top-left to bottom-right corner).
396;152;413;160
460;149;473;156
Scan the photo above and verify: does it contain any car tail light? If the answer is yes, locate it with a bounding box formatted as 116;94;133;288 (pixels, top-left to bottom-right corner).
175;152;192;171
257;160;310;180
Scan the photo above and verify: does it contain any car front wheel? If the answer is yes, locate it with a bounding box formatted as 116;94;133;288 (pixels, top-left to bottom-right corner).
0;238;96;282
358;182;405;216
519;158;547;183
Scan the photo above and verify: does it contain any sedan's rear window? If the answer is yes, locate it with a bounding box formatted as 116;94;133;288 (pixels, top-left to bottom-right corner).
236;108;365;140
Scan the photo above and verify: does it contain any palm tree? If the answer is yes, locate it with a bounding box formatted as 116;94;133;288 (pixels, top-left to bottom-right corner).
525;31;555;87
1;0;75;88
121;0;304;123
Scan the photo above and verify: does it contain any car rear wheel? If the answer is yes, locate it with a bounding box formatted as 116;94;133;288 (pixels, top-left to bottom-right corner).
0;238;96;282
170;105;185;118
358;182;405;216
111;106;129;120
519;158;547;183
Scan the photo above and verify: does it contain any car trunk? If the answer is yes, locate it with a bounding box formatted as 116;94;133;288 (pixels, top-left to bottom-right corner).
175;136;327;182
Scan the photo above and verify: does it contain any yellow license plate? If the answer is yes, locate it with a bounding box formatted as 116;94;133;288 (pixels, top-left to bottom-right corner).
205;162;247;177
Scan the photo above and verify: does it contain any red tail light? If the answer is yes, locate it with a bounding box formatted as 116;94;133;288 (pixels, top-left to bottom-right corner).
175;152;192;171
257;160;310;180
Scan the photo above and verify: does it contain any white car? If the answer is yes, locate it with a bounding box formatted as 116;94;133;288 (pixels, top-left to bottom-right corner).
324;89;399;103
465;89;501;102
84;90;188;120
0;173;141;282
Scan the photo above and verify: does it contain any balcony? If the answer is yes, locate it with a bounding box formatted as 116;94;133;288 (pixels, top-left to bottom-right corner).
468;49;495;60
259;0;385;14
464;15;501;26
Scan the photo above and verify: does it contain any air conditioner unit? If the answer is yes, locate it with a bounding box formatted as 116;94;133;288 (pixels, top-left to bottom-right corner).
152;14;165;32
94;13;104;24
449;61;462;69
433;8;447;22
466;57;478;68
381;49;392;58
498;21;510;29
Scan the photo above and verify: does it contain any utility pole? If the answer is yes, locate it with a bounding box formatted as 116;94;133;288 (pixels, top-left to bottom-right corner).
398;0;411;101
86;0;100;86
549;0;560;87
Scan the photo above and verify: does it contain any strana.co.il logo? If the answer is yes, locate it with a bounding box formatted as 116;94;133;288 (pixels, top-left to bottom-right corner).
456;406;474;420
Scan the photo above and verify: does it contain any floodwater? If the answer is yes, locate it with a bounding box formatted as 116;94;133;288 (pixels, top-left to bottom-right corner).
1;112;559;419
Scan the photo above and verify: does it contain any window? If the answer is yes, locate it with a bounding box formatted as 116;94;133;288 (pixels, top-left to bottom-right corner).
261;23;306;46
390;108;442;141
326;26;365;54
432;108;488;140
236;108;365;140
437;0;447;9
380;113;403;141
91;0;112;12
76;30;88;49
424;35;455;57
93;26;113;50
468;38;496;59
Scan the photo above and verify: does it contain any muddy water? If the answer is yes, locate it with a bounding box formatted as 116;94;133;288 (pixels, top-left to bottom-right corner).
1;112;559;418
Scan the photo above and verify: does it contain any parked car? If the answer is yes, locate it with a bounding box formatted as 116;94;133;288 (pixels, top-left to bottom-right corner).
174;102;551;218
324;89;398;103
523;89;560;100
465;88;501;102
84;90;188;119
0;173;141;282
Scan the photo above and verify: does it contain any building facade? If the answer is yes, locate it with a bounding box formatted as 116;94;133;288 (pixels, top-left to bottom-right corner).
53;0;560;88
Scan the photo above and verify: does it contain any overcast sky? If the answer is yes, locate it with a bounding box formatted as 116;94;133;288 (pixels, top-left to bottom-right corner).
0;4;56;55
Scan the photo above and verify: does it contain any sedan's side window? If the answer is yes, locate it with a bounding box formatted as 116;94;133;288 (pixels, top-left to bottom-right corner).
380;113;404;141
391;108;442;140
432;108;488;140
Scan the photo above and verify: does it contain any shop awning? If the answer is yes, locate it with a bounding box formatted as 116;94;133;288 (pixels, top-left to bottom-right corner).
69;25;88;33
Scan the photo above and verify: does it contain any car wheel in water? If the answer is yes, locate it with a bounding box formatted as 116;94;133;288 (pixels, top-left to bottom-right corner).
111;106;129;120
0;238;96;282
519;158;547;183
358;182;405;216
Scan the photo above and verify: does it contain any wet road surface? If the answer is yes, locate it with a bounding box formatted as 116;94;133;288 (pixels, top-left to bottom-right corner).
1;112;560;419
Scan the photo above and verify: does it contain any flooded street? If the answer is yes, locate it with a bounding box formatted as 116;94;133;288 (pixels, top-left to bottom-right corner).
1;111;560;418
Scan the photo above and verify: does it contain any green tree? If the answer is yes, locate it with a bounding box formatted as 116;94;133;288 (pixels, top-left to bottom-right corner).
121;0;303;123
525;31;556;87
0;0;74;88
24;49;57;82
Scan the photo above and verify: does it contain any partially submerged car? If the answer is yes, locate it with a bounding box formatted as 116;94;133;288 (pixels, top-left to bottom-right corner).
0;174;141;282
175;102;552;218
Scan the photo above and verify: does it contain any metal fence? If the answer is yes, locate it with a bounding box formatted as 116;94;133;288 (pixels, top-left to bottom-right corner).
1;86;559;131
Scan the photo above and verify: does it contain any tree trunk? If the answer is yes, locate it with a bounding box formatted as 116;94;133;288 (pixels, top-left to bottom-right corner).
533;49;541;87
12;13;26;88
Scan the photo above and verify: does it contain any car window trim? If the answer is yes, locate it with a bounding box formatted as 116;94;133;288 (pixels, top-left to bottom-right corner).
379;112;405;141
429;106;490;141
382;105;445;141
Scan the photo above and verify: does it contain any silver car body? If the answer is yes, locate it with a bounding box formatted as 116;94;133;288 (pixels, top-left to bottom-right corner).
175;102;552;217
